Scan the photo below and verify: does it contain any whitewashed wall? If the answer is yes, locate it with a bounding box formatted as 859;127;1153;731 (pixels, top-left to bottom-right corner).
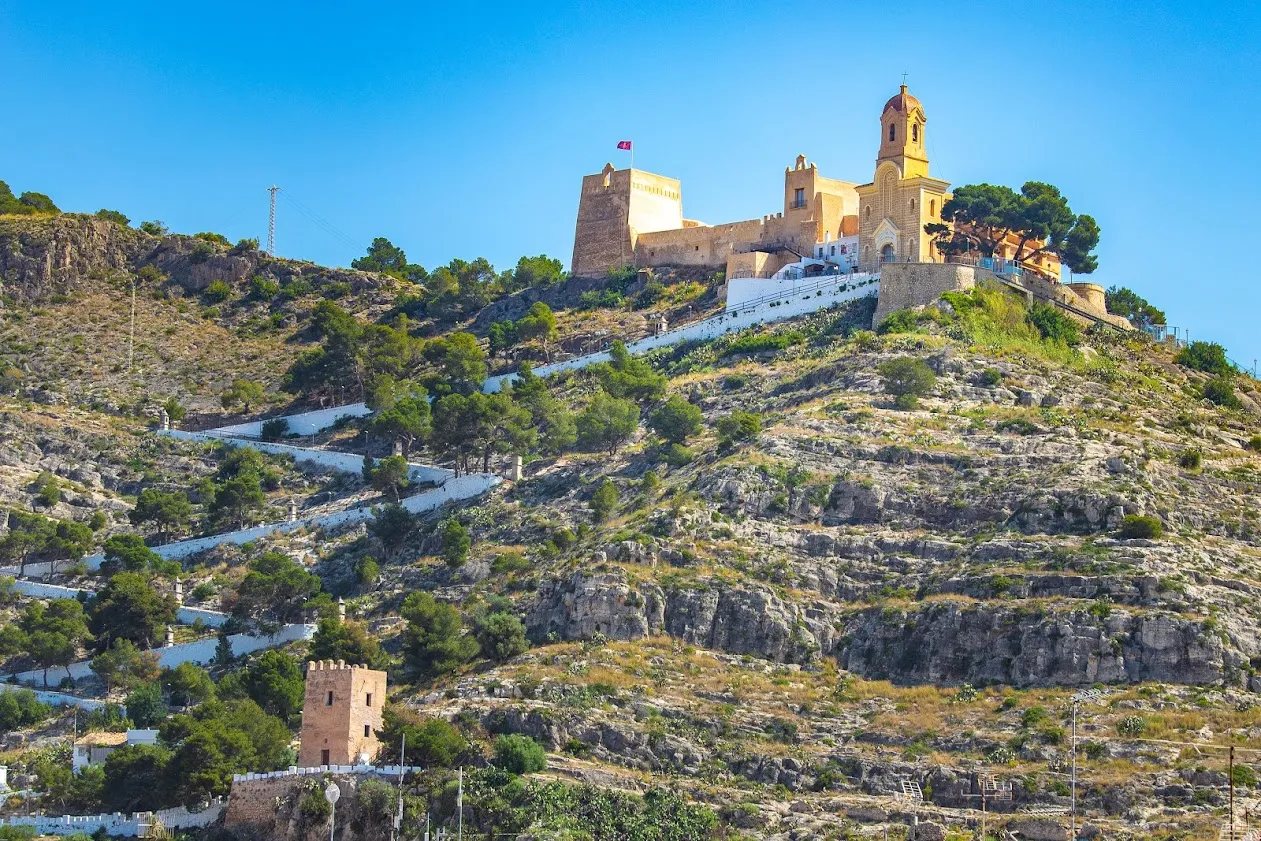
4;624;315;687
0;682;110;711
1;800;226;837
725;271;877;311
209;404;371;437
160;431;455;485
484;280;880;393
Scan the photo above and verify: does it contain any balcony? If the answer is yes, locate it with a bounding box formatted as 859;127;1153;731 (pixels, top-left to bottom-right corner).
788;199;808;210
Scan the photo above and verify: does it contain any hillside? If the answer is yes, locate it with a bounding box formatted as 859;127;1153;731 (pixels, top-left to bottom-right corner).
2;214;1260;841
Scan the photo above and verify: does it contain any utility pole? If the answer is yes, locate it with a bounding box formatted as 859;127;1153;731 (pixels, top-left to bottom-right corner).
267;185;280;256
1230;746;1236;833
127;276;136;374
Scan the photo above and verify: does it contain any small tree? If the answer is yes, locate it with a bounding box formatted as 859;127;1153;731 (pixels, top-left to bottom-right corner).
1175;341;1233;376
877;357;937;410
1203;377;1242;409
441;519;471;567
220;379;265;412
1119;515;1164;540
714;410;761;445
493;734;547;774
647;395;703;445
400;592;478;678
369;454;411;502
590;479;618;523
369;504;415;559
124;682;169;727
576;391;639;453
472;610;529;662
102;534;161;573
91;639;161;694
130;489;193;540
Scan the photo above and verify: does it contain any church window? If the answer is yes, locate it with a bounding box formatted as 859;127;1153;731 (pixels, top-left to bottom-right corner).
912;124;919;142
888;123;896;142
930;200;936;216
910;199;916;212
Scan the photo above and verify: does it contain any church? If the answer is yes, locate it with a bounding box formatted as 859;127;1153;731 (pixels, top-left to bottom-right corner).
570;85;1061;283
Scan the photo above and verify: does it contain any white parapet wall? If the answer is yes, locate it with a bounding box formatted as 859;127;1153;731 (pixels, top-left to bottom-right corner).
0;682;112;711
0;800;226;837
725;271;878;312
484;276;879;393
209;404;372;437
3;624;316;687
160;431;455;485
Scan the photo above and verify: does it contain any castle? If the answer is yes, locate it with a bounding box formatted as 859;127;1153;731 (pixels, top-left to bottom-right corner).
297;660;386;767
570;85;1065;284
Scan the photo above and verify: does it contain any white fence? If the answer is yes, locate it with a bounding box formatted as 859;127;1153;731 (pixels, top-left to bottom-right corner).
483;277;879;392
3;624;315;688
0;799;225;837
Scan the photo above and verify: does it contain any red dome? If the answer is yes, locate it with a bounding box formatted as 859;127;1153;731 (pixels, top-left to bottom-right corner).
883;85;922;114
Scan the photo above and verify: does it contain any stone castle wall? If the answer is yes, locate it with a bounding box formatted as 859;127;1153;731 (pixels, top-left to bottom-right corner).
872;262;1133;331
872;263;980;327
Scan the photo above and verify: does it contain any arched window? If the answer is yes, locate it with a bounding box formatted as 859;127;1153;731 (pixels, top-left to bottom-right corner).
910;198;916;212
912;124;919;142
930;200;936;216
888;123;896;142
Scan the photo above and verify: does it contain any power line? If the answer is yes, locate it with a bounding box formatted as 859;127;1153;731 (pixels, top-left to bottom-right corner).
279;191;362;253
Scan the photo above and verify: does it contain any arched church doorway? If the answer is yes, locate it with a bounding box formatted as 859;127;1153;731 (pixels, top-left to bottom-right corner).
880;243;895;263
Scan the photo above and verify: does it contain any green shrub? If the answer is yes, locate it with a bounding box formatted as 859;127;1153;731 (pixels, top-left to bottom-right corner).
1203;377;1242;409
1020;706;1049;728
494;734;547;774
1179;449;1202;470
633;281;666;309
996;418;1040;435
322;280;352;299
877;357;937;410
1249;435;1261;452
578;289;625;310
979;367;1002;386
647;395;703;444
876;309;921;335
661;443;695;467
591;479;618;523
441;519;471;567
1026;303;1081;346
0;688;53;730
249;275;280;299
355;556;380;586
1117;715;1147;737
193;231;230;246
715;410;761;444
204;280;232;303
260;418;289;441
491;552;531;575
1231;764;1258;788
188;241;217;264
1176;341;1233;376
1119;514;1163;539
724;330;806;356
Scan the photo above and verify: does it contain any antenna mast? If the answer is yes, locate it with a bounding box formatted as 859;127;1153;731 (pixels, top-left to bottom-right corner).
267;185;280;256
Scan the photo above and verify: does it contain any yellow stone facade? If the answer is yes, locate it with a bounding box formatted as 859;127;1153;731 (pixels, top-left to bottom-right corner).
570;85;952;280
297;660;386;767
855;86;950;271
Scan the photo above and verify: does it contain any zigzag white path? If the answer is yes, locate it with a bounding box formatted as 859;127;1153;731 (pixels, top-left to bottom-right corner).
0;276;872;705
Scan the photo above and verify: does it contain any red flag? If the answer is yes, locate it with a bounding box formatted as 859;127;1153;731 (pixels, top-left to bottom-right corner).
616;140;632;150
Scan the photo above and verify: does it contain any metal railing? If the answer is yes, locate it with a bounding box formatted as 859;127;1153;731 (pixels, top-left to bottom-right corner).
788;199;808;210
724;273;878;318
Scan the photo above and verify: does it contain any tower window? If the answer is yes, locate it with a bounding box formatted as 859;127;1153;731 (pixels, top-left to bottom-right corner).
910;199;916;211
930;200;936;216
366;693;373;707
364;724;371;738
326;691;334;706
912;124;919;142
888;124;896;142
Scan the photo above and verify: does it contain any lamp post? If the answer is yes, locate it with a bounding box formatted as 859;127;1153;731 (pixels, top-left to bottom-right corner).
325;782;341;841
1070;689;1106;840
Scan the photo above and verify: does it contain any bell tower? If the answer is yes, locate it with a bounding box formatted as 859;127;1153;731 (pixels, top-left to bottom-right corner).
877;85;929;179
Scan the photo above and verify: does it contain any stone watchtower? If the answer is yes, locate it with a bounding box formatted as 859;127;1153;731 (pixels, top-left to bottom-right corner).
298;660;387;768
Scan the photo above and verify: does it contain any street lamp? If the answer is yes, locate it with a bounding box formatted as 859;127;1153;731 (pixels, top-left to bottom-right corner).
325;782;341;841
1070;689;1107;840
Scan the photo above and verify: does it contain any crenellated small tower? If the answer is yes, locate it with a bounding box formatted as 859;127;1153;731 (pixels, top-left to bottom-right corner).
298;660;387;767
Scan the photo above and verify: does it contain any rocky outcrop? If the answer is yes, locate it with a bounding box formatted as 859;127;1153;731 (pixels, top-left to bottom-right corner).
527;568;1251;687
0;214;387;301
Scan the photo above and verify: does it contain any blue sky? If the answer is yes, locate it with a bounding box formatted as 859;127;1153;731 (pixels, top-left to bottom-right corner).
2;1;1259;364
